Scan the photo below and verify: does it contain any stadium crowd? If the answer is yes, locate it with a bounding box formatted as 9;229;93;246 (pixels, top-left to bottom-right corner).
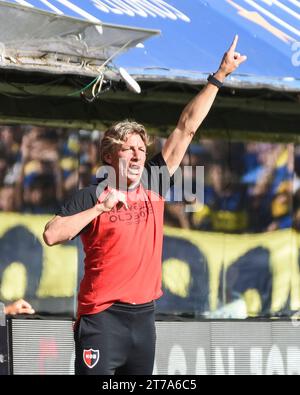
0;124;297;234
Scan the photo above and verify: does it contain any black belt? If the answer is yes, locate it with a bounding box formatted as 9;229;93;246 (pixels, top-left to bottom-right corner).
113;301;154;309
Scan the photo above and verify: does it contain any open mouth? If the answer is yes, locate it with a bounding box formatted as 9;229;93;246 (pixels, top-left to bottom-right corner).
128;165;141;176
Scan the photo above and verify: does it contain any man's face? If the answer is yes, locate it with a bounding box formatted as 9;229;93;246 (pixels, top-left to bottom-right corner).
105;133;147;187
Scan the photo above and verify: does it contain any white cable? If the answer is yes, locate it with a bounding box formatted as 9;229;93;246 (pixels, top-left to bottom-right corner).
92;73;104;98
87;39;134;98
98;40;133;71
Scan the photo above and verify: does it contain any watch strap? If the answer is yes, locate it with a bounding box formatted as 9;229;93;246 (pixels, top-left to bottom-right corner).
207;73;223;89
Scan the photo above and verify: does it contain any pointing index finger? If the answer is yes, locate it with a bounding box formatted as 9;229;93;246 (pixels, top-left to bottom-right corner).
229;34;239;53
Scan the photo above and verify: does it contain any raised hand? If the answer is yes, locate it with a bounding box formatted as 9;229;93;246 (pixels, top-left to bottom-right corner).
219;35;247;77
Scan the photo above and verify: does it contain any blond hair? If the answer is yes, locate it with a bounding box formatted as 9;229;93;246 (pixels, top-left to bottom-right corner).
100;120;151;164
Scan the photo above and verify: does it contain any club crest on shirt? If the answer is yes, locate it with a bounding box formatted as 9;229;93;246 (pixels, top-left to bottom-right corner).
83;349;100;369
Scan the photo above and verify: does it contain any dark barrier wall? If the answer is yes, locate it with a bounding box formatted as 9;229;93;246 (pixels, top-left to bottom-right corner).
0;317;8;375
0;213;77;315
7;319;300;375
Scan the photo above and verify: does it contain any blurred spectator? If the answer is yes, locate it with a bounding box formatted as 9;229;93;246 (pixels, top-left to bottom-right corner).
0;185;16;212
22;174;59;214
247;144;293;232
292;145;300;231
0;124;296;234
0;125;22;162
78;163;93;189
268;180;293;231
14;127;64;213
192;163;248;233
0;152;8;187
164;151;194;229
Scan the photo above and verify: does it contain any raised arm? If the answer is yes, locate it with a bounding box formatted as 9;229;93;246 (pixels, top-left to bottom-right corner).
43;209;102;246
162;35;247;175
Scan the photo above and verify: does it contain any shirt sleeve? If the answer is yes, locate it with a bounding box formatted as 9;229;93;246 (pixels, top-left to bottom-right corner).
143;152;174;198
56;187;97;217
55;186;98;237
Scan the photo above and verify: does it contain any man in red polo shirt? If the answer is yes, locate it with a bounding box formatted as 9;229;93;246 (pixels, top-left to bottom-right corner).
43;36;246;375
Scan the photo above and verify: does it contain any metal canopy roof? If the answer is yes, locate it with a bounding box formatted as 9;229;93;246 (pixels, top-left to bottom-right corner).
0;1;159;77
1;0;300;91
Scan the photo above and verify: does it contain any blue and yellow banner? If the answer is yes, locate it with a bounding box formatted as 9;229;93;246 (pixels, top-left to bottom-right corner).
0;213;77;309
0;213;300;318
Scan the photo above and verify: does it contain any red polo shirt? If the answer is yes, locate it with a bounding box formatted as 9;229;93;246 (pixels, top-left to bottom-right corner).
57;153;173;317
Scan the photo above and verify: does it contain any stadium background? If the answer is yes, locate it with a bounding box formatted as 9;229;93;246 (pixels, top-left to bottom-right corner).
0;0;300;375
0;126;299;319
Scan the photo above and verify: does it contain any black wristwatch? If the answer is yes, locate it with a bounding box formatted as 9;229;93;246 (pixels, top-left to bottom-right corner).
207;73;223;89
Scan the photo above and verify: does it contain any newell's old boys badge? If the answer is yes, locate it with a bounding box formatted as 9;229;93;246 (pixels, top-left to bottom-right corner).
83;349;100;369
